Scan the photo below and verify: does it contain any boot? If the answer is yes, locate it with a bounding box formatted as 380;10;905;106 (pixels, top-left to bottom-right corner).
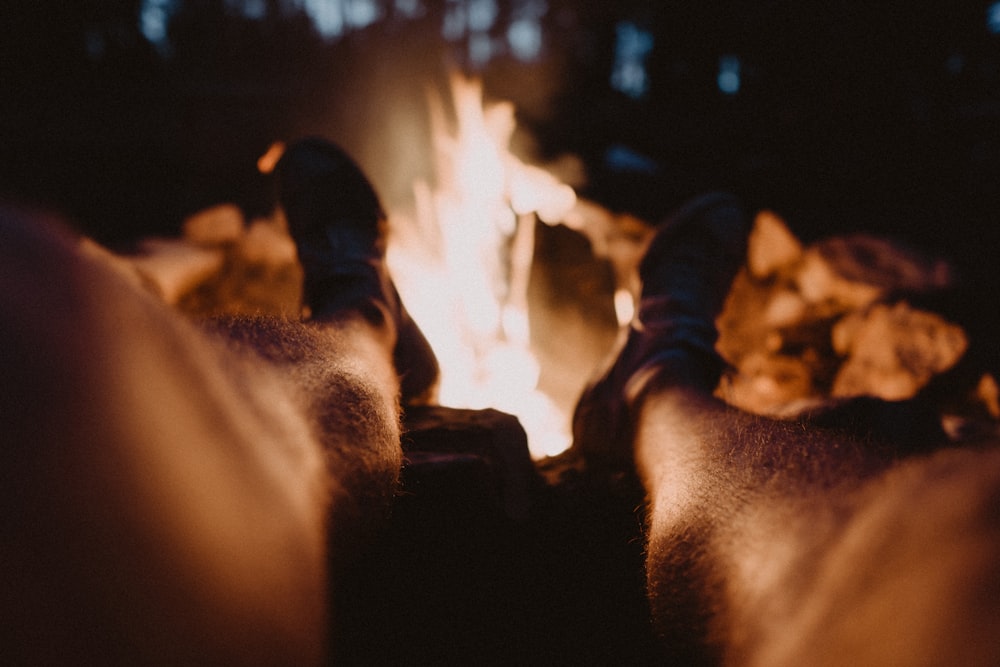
276;137;440;404
571;192;749;471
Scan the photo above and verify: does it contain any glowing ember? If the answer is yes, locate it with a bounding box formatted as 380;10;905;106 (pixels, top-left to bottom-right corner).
257;141;287;174
387;73;577;458
614;288;636;327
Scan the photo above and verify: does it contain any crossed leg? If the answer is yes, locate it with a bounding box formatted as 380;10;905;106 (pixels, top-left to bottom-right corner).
572;195;1000;665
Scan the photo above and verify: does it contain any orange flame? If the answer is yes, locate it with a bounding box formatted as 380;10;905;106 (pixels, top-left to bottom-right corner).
257;141;287;174
388;73;577;458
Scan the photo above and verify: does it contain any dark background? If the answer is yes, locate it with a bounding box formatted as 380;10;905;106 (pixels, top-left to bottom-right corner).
2;0;999;370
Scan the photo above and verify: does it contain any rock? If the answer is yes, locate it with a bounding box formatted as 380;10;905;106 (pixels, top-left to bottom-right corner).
747;210;803;279
795;248;884;309
720;217;970;417
182;203;245;245
763;288;808;327
129;238;226;305
720;351;816;415
977;374;1000;419
238;216;298;267
831;302;967;400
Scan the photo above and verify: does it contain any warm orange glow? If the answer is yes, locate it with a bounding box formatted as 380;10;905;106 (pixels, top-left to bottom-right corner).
257;141;287;174
388;73;577;458
614;288;636;327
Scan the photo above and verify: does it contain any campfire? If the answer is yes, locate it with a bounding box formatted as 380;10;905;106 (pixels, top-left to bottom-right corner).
386;73;578;457
111;74;998;458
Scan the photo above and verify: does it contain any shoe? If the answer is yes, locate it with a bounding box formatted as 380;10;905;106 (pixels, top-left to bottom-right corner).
570;192;748;471
276;137;440;403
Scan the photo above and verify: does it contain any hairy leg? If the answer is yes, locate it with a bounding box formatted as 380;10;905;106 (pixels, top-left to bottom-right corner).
203;313;402;563
639;382;1000;666
0;208;403;662
573;194;1000;665
636;385;885;663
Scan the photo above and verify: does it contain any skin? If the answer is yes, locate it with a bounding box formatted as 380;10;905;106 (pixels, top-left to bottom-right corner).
0;207;402;665
636;378;1000;666
7;199;999;666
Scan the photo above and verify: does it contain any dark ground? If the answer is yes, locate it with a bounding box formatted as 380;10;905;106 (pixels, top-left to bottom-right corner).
335;406;660;666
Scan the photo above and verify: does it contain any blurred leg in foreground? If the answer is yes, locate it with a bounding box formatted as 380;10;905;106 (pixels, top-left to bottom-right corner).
572;194;1000;666
0;138;437;665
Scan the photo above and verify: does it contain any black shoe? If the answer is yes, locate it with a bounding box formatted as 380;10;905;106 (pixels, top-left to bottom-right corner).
276;137;440;403
571;192;748;471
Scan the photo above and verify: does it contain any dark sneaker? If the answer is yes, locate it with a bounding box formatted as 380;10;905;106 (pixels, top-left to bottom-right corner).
276;137;440;403
571;192;749;471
